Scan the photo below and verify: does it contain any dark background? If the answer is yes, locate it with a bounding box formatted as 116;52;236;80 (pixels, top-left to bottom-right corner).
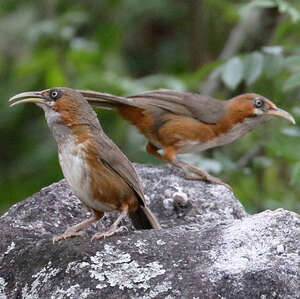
1;0;300;214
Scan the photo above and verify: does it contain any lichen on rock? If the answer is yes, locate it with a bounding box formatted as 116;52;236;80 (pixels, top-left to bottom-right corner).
0;164;299;298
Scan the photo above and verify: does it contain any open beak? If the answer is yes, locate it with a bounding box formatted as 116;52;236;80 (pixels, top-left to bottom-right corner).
267;107;296;125
9;91;47;107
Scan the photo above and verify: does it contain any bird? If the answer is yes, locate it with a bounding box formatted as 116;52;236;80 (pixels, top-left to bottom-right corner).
77;89;295;188
9;87;160;243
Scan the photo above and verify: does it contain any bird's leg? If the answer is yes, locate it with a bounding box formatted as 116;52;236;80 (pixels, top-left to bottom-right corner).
147;142;186;169
53;210;104;243
92;205;128;240
172;158;232;190
147;142;183;167
146;142;165;160
150;143;232;190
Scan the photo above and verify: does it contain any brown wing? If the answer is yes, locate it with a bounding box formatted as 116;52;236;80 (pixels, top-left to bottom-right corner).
91;124;146;207
129;89;228;124
78;89;139;110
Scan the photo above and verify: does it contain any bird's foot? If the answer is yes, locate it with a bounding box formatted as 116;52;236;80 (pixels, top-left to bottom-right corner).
185;172;232;191
53;229;85;244
91;225;128;241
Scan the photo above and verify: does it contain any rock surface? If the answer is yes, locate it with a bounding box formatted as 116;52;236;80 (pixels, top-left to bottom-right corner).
0;164;299;298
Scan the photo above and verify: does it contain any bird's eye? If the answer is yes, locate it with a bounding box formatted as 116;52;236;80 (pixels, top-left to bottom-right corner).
254;98;264;108
49;89;61;100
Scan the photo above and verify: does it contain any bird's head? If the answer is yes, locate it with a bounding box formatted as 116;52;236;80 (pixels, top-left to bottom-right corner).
228;93;295;125
9;87;98;128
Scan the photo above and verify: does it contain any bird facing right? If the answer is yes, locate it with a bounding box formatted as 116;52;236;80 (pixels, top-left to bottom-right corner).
78;89;295;188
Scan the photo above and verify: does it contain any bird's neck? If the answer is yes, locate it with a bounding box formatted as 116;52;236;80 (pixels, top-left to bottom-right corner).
43;106;95;147
213;105;272;144
217;115;270;145
53;124;93;150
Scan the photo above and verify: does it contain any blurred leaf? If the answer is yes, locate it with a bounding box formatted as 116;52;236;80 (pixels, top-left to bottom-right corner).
137;74;186;92
213;151;236;172
70;38;98;51
281;126;300;137
181;154;223;173
292;106;300;117
243;52;264;85
277;0;300;23
183;60;223;88
242;0;300;23
262;46;283;56
210;65;224;80
283;73;300;91
0;6;36;53
284;55;300;72
28;19;57;40
253;156;273;168
285;55;300;65
221;57;244;90
263;54;284;77
61;11;89;27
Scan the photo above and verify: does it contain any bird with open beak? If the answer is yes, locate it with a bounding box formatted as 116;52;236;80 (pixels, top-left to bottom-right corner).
78;89;296;189
9;87;160;243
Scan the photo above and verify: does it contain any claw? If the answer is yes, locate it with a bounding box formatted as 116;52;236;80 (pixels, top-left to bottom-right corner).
53;230;85;244
185;172;232;191
91;226;127;241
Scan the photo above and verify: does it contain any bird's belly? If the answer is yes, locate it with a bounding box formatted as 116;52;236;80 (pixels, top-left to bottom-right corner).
176;140;213;154
58;143;115;212
177;133;240;154
177;120;257;154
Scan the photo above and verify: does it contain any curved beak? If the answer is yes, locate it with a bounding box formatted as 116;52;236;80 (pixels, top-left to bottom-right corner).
267;107;296;125
9;91;46;107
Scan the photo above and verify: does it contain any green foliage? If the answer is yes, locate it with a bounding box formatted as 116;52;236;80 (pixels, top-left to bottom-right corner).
242;0;300;22
214;48;285;90
222;57;244;90
0;0;300;214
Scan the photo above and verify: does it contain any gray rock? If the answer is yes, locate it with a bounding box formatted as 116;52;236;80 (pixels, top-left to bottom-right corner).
0;164;299;299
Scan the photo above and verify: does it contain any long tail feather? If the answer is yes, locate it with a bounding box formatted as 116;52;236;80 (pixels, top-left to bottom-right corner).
129;206;161;230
